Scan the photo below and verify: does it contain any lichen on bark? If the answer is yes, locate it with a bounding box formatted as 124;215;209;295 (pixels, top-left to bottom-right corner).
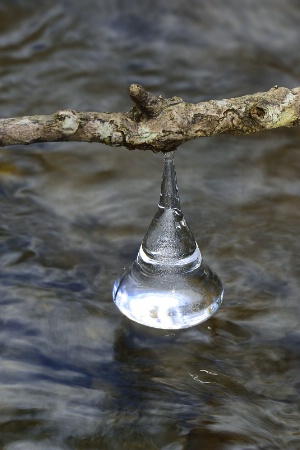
0;84;299;152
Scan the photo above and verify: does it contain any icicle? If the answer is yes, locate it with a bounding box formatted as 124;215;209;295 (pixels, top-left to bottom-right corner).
113;151;223;329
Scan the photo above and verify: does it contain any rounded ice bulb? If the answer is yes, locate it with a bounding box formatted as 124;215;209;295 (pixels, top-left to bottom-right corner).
113;151;223;329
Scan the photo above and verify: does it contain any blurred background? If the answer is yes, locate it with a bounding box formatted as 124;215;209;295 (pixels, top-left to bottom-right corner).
0;1;299;449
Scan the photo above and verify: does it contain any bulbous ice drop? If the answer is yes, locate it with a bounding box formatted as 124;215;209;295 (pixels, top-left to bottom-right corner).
113;151;223;329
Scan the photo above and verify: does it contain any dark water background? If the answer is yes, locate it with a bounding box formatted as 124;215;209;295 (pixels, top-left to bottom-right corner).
0;1;299;448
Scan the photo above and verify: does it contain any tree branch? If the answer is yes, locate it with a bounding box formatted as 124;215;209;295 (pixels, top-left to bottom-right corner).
0;84;299;152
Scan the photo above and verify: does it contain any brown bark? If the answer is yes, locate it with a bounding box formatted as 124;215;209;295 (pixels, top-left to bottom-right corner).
0;84;299;152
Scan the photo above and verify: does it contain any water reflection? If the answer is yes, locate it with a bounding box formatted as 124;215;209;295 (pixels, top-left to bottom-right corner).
106;322;285;449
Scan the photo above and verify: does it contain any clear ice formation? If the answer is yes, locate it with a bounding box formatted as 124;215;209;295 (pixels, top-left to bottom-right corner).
113;151;223;329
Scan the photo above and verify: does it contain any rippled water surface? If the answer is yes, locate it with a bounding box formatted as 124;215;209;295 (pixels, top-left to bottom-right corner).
0;1;299;449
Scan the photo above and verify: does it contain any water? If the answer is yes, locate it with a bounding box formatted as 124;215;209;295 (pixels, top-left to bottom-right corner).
113;152;223;329
0;1;300;448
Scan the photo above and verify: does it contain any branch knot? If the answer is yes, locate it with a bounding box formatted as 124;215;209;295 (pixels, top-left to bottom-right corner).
55;110;80;135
